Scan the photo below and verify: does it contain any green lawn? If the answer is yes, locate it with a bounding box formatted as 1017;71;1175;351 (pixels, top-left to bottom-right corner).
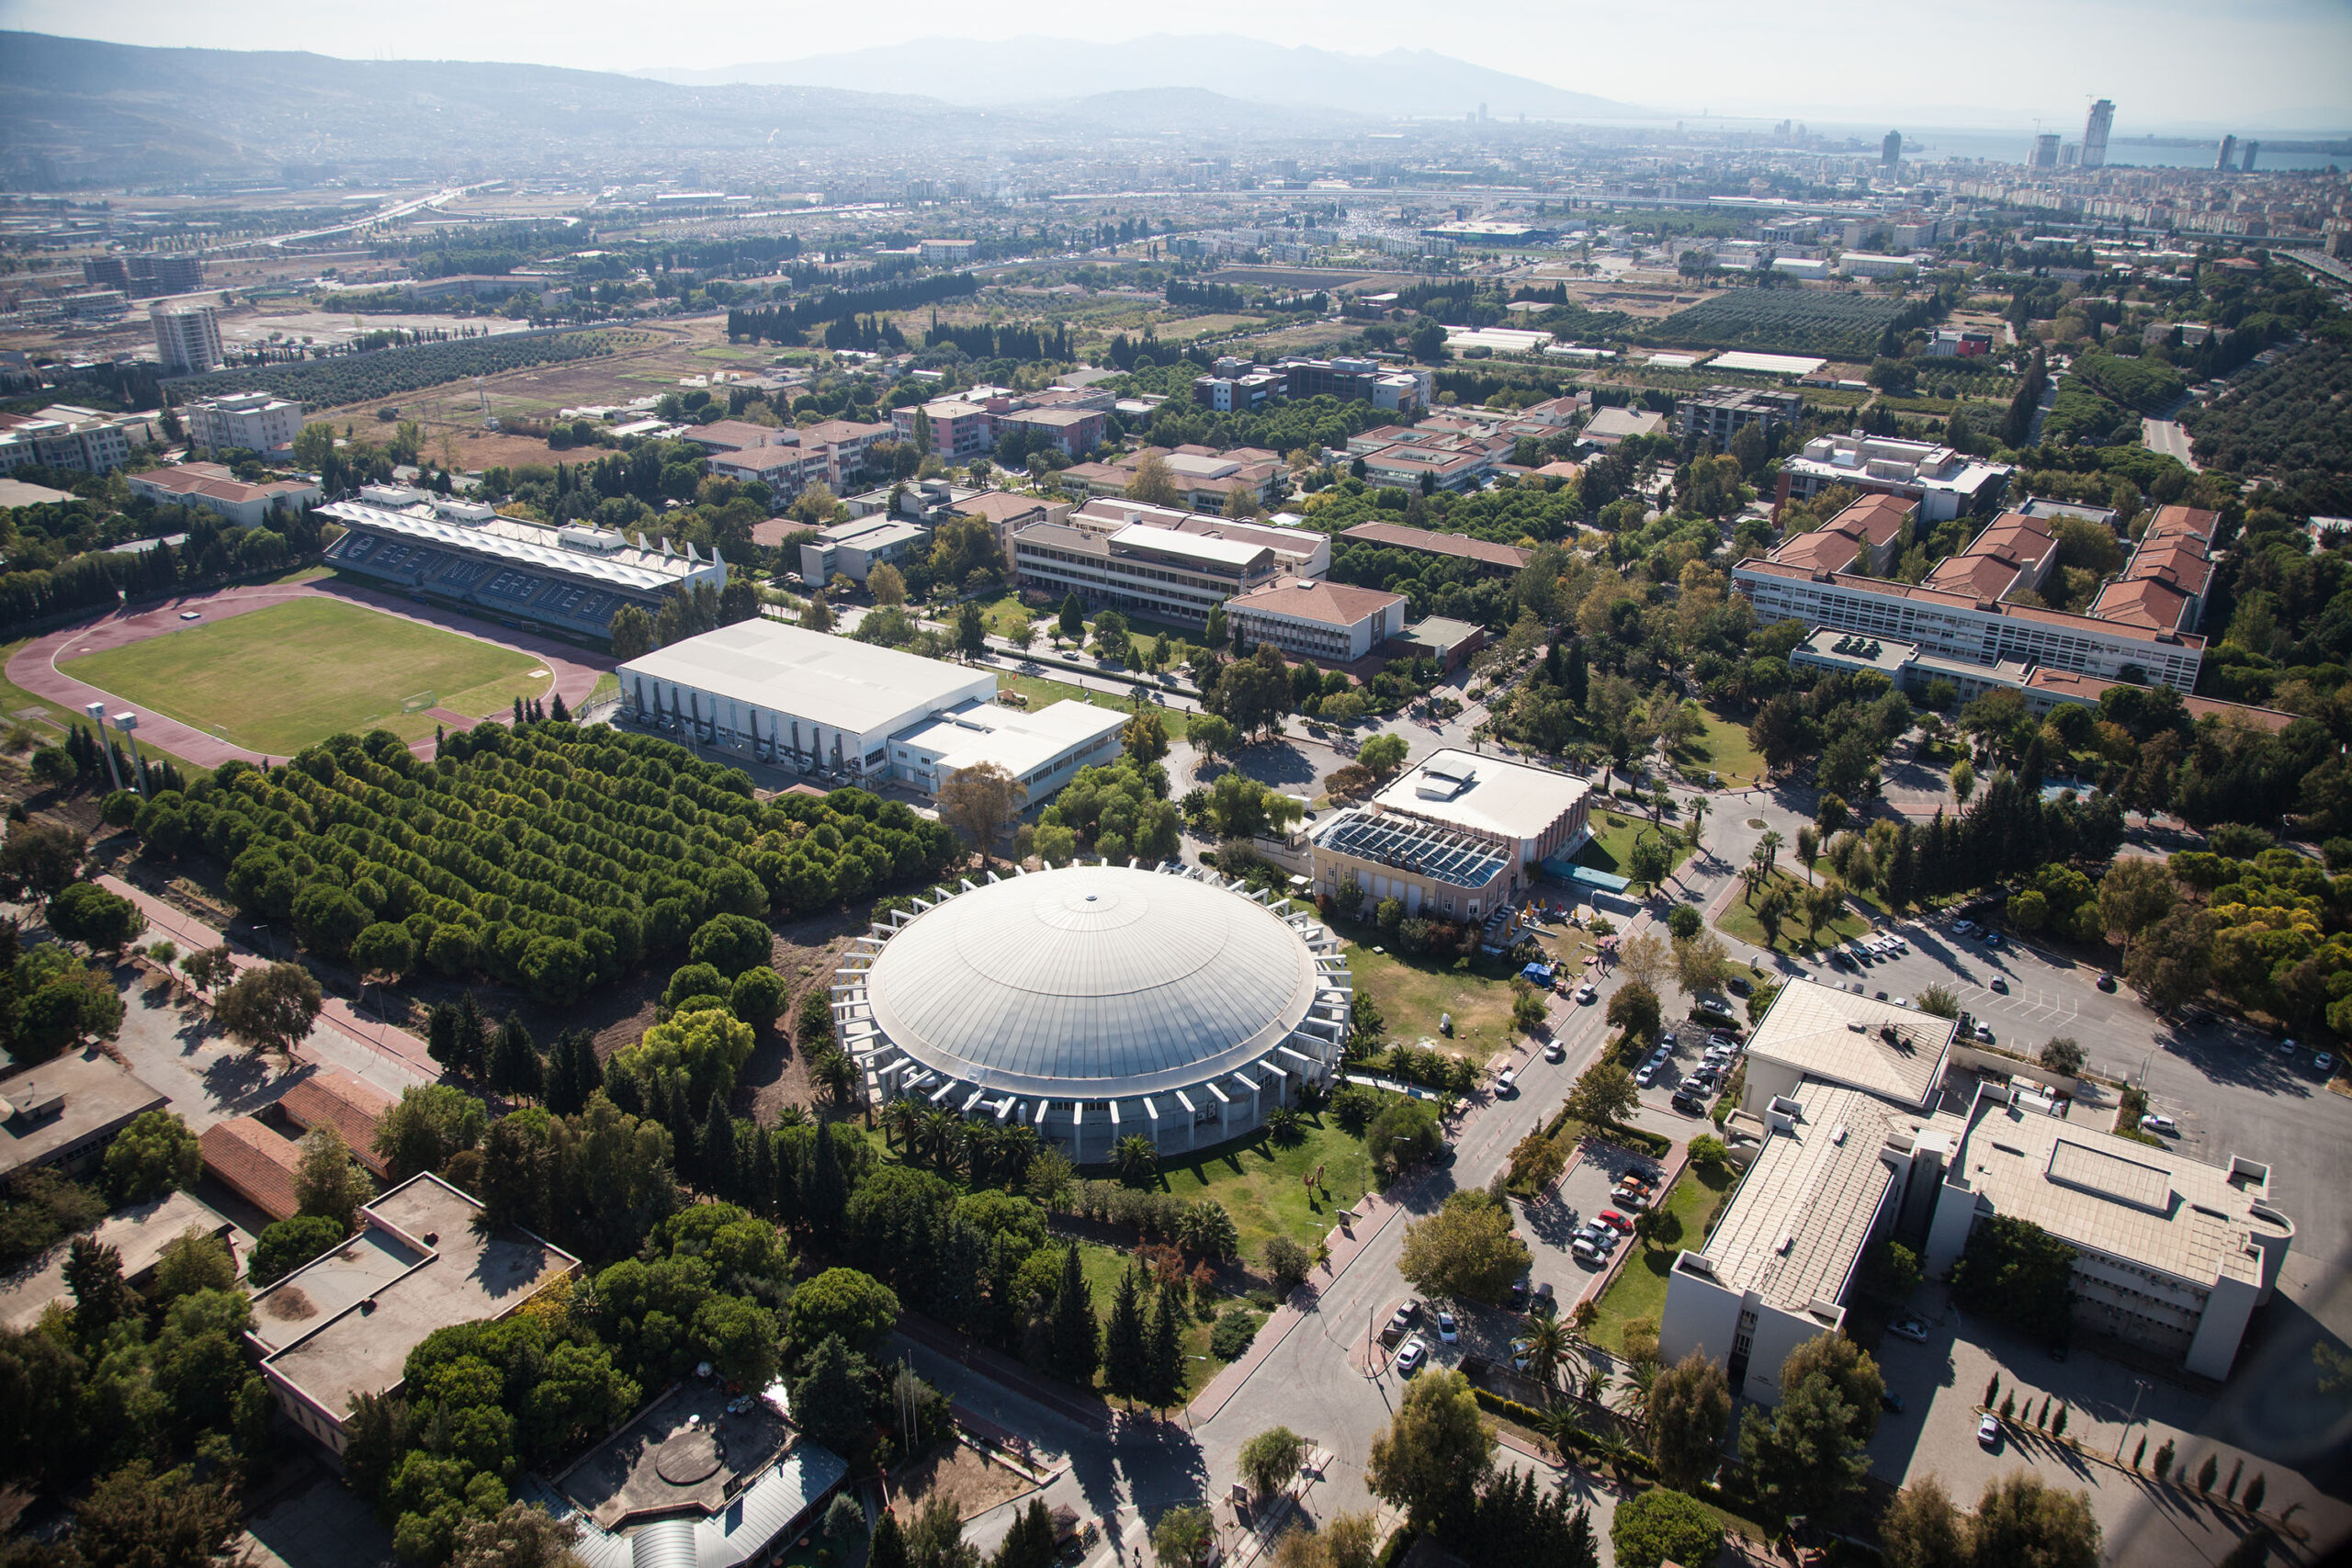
1713;868;1869;953
1670;707;1770;791
1158;1113;1374;1265
999;671;1189;738
59;598;552;755
1587;1161;1736;1355
1068;1237;1250;1403
1344;942;1516;1060
1575;808;1694;886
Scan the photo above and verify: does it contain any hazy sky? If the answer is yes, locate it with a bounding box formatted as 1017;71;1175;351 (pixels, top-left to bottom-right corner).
3;0;2346;128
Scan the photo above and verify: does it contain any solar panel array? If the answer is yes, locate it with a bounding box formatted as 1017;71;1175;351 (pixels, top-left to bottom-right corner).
1320;811;1508;889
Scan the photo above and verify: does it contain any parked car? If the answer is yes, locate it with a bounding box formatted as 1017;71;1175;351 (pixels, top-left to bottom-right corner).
1882;1390;1905;1415
1510;1338;1534;1372
1953;919;1977;935
1612;1187;1651;1210
2140;1113;2180;1136
1978;1412;2002;1449
1974;1022;1996;1043
1727;975;1752;996
1671;1091;1706;1115
1436;1309;1459;1344
1889;1316;1931;1343
1679;1075;1710;1096
1597;1210;1634;1234
1509;1278;1530;1312
1395;1337;1427;1375
1543;1041;1565;1063
1988;976;2008;992
2319;1052;2337;1074
2096;972;2117;991
1571;1237;1603;1264
1533;1281;1555;1314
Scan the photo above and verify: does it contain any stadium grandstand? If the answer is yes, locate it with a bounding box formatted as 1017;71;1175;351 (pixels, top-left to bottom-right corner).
318;501;726;636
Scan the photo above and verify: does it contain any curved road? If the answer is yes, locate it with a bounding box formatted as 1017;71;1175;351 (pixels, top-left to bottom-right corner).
10;578;614;768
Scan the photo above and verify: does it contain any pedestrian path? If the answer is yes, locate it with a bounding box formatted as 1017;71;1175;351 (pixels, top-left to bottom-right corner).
98;875;440;1081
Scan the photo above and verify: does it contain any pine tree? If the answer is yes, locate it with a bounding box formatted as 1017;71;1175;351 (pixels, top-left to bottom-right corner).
699;1098;738;1198
1566;639;1589;706
746;1125;777;1217
870;1509;910;1568
1145;1280;1185;1415
550;691;570;722
990;1498;1057;1568
426;1000;459;1072
1102;1266;1148;1405
513;697;526;727
1047;1245;1098;1386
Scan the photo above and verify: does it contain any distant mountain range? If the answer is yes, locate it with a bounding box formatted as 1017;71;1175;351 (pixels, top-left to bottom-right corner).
0;31;962;187
636;35;1659;122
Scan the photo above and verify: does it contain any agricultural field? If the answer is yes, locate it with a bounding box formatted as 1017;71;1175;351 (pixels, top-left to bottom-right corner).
163;327;628;412
59;597;551;754
1640;288;1921;360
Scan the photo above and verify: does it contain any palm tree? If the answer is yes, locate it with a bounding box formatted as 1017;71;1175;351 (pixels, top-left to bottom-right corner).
1114;1134;1159;1188
1758;829;1784;877
1529;1402;1585;1459
1739;861;1767;905
1683;795;1709;854
880;1098;922;1150
1611;1359;1660;1421
1521;1314;1573;1404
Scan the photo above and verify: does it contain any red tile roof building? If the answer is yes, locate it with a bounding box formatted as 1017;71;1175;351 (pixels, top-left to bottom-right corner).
276;1070;396;1179
198;1118;304;1223
1226;578;1408;661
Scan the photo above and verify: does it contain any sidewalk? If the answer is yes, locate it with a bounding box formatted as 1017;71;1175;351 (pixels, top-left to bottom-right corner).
97;874;442;1079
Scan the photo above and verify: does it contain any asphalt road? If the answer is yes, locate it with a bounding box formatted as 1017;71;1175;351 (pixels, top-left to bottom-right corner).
2143;416;2199;469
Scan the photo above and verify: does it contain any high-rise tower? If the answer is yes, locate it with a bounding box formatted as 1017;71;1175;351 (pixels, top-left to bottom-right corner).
2082;98;2114;167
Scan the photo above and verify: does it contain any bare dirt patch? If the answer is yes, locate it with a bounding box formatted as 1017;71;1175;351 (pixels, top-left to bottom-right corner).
887;1440;1035;1524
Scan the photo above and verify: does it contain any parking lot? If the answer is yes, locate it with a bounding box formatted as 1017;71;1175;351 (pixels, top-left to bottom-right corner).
1633;1014;1746;1122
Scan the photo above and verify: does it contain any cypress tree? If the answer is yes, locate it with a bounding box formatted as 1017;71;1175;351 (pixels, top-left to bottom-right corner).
1566;640;1589;706
603;1055;645;1116
550;692;571;723
745;1124;777;1217
426;1000;459;1072
513;697;526;727
1047;1245;1098;1386
1102;1266;1148;1405
454;992;490;1078
490;1012;540;1100
869;1510;910;1568
1145;1280;1185;1415
803;1122;845;1244
698;1098;738;1198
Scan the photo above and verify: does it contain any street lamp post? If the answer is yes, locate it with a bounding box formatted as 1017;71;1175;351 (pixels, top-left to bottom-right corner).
2116;1378;2151;1460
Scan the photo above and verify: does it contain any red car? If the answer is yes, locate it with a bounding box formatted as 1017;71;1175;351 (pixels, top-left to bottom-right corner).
1597;1210;1634;1233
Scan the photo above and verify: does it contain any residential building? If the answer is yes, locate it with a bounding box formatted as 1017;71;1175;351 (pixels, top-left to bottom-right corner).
63;289;129;321
1578;407;1668;448
619;619;1116;796
151;302;223;373
1368;748;1593;868
1676;386;1803;446
1225;578;1408;662
1767;494;1918;577
1777;432;2014;523
130;462;322;526
1336;521;1532;578
1011;516;1283;625
2083;99;2115;168
247;1174;582;1457
318;501;723;634
0;1050;169;1183
999;405;1106;458
797;515;933;585
184;390;302;454
1733;555;2204;690
919;238;978;263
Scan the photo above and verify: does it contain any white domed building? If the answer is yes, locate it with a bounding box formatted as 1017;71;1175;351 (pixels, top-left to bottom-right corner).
831;862;1352;1164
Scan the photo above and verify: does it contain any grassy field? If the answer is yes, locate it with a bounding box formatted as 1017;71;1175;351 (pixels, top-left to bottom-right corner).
1575;807;1694;886
1158;1113;1373;1264
1587;1161;1736;1355
1672;708;1770;791
1344;942;1516;1060
999;671;1190;739
60;599;552;755
1713;868;1869;953
1069;1238;1245;1404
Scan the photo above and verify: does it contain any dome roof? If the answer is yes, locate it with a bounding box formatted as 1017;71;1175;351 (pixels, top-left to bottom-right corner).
863;864;1324;1099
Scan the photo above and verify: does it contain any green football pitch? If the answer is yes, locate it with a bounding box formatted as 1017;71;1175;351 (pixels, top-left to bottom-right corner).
61;598;553;756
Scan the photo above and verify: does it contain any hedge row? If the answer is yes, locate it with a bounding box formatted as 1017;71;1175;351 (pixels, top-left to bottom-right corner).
127;721;958;1002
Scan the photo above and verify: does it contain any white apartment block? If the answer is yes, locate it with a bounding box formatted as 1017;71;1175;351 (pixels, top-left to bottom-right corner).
1733;556;2204;690
151;302;223;374
185;391;302;454
0;412;137;475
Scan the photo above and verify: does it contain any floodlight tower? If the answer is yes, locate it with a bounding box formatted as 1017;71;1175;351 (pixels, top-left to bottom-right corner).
110;711;147;798
84;702;124;793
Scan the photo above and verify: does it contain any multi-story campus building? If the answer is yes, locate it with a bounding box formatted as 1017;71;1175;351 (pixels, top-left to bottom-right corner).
1307;749;1593;924
1777;431;2015;523
0;409;139;475
1010;514;1283;625
130;461;322;525
1336;522;1532;579
1660;980;2291;1393
1677;385;1804;446
184;391;303;455
1224;579;1407;662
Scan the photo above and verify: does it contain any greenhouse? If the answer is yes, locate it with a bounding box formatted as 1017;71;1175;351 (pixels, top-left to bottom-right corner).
833;862;1352;1163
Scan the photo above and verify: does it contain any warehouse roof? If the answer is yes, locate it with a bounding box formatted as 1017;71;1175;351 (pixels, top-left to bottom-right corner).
618;620;993;738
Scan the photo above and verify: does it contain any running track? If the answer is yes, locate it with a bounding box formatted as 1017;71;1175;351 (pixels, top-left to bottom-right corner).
9;579;615;767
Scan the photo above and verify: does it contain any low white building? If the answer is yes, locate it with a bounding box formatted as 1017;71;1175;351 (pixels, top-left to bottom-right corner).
618;619;1116;797
1777;432;2014;524
1368;748;1593;867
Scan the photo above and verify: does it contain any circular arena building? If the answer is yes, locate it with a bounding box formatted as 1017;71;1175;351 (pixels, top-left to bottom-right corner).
831;862;1353;1165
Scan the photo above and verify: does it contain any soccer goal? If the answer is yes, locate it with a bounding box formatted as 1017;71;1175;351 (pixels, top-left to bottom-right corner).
401;691;437;714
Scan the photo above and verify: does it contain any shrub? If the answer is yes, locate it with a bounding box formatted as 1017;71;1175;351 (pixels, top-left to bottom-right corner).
248;1213;347;1287
1611;1487;1722;1568
1210;1307;1260;1360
